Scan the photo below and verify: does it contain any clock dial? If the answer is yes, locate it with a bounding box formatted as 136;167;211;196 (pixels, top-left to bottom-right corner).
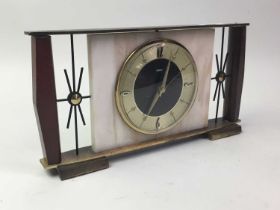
134;58;182;116
116;39;198;134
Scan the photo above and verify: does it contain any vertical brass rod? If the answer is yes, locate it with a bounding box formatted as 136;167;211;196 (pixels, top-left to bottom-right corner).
215;84;221;123
70;34;76;92
77;67;84;93
64;69;72;93
74;106;79;155
220;27;225;70
66;105;73;129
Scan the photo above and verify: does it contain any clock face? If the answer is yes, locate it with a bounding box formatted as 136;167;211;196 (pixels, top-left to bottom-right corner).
115;39;198;134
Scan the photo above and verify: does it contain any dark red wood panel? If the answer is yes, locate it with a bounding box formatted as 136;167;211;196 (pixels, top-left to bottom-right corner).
223;26;247;122
32;35;61;164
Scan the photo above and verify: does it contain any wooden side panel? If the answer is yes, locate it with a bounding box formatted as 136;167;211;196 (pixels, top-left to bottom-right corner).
223;26;247;122
32;35;61;164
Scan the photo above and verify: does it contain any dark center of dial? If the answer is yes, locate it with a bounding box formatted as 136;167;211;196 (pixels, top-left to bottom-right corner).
134;58;182;116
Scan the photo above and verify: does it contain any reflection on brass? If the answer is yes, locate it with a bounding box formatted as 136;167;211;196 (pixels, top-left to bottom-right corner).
70;93;82;105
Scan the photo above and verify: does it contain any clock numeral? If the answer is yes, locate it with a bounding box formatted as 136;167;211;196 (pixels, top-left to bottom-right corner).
141;54;147;63
180;98;189;105
172;48;179;60
184;82;194;87
156;117;161;130
157;46;164;58
182;63;191;71
127;70;136;77
136;63;144;70
121;91;131;96
128;106;136;114
139;115;148;128
170;111;176;121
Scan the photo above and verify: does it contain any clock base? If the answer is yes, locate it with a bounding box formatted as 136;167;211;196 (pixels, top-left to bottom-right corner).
208;123;241;140
40;118;242;180
57;157;109;180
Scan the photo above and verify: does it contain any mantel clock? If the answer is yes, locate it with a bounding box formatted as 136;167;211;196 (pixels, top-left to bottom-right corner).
25;23;249;180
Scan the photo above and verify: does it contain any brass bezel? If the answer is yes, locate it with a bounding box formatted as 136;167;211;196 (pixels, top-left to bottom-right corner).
115;39;198;135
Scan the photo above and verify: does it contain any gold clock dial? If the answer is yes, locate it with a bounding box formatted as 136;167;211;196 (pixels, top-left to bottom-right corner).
115;39;198;134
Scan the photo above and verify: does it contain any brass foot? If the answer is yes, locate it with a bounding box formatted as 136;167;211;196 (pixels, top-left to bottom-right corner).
208;123;241;141
57;157;109;180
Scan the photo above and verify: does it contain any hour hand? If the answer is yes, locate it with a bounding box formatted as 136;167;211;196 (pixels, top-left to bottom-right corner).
146;88;161;116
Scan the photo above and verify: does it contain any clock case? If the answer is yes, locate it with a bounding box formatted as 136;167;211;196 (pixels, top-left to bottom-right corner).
25;23;249;180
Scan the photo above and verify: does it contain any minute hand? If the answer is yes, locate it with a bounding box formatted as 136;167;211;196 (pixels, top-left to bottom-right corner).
161;56;172;91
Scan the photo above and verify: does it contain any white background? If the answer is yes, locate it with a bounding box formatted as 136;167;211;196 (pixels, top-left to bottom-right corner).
0;0;280;210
